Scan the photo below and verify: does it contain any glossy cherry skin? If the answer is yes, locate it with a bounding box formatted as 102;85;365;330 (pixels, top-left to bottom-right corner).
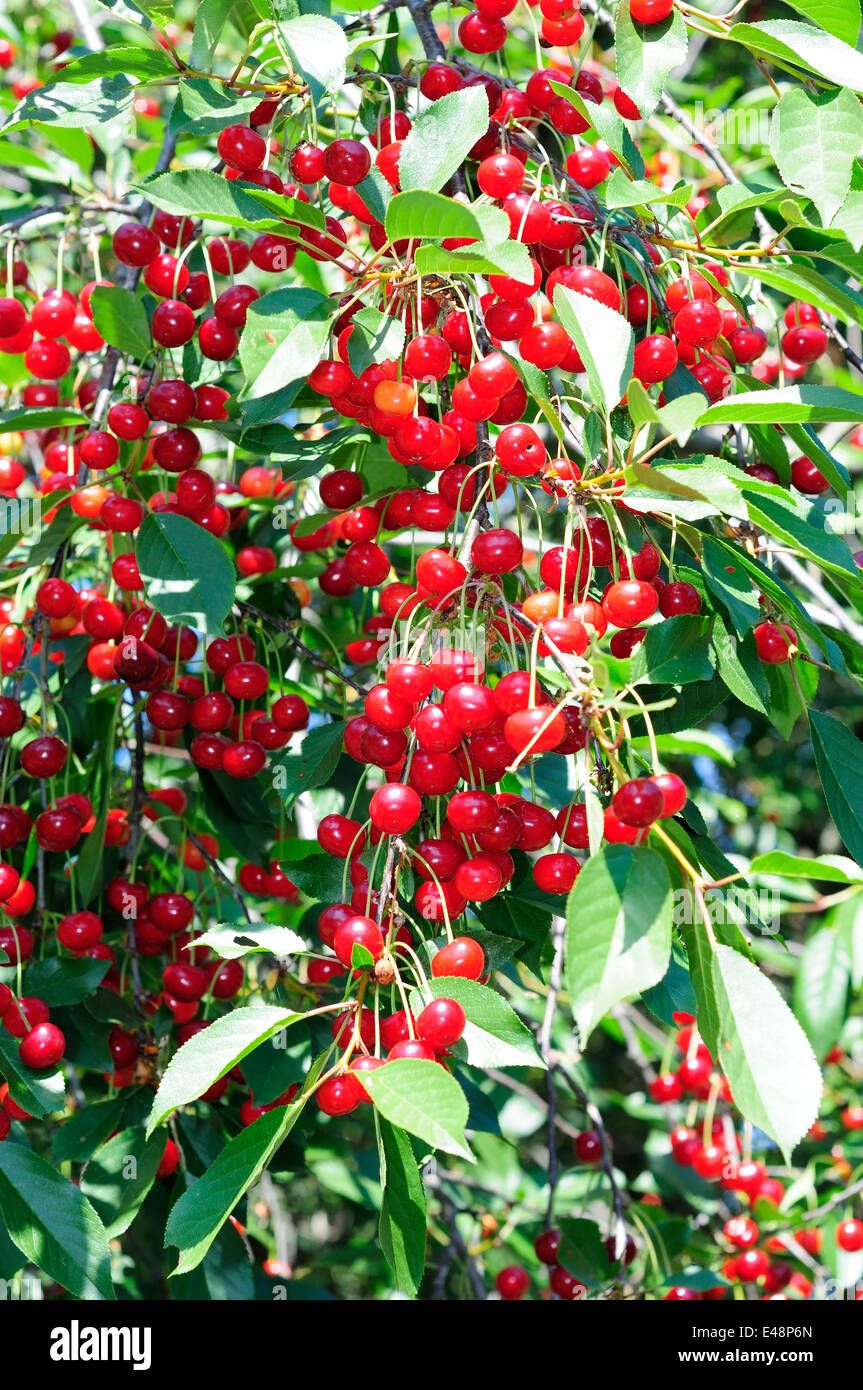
316;1073;365;1116
19;1022;65;1069
602;580;658;629
612;778;664;828
574;1129;602;1163
333;915;385;968
416;998;466;1051
834;1219;863;1253
496;1266;529;1300
754;622;796;664
431;937;485;980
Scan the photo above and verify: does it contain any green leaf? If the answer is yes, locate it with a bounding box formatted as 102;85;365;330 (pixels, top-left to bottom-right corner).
168;78;259;135
137;169;325;233
564;845;672;1045
770;87;863;225
136;512;236;637
809;708;863;868
680;920;722;1058
413;237;532;280
699;385;863;427
713;943;823;1163
749;851;863;883
781;0;861;46
0;1144;114;1299
239;287;334;407
642;953;698;1027
630;615;715;686
277;843;346;902
557;1217;615;1287
793;927;851;1060
2;76;134;135
398;86;491;193
377;1117;427;1297
712;619;769;715
194;923;307;960
280;14;348;96
20;956;109;1006
88;284;151;359
727;20;863;93
52;1095;129;1165
604;170;692;211
147;1005;302;1135
831;190;863;250
346;305;406;378
165;1102;305;1275
384;190;505;244
614;0;689;118
419;978;544;1069
0;1030;65;1119
705;182;793;239
553;284;634;416
745;490;858;580
622;458;736;520
662;1265;732;1292
79;1126;165;1239
191;0;260;67
59;46;179;82
272;721;346;811
547;83;644;178
751;260;863;332
355;166;392;224
362;1060;473;1161
0;406;88;433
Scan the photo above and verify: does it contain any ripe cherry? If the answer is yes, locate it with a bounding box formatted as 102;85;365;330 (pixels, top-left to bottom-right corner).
495;1265;529;1300
431;936;485;980
603;580;658;629
724;1216;759;1250
333;915;385;968
754;621;796;664
20;1022;65;1069
574;1130;602;1163
217;123;266;172
612;778;664;828
416;998;466;1051
316;1073;365;1116
837;1219;863;1253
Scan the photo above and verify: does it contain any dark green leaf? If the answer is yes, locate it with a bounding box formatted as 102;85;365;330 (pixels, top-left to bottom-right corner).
136;512;236;636
565;846;672;1043
377;1118;426;1296
0;1144;114;1299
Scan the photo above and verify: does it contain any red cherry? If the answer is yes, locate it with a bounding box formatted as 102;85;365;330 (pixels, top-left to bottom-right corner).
790;455;829;495
530;845;580;894
369;783;421;833
495;1265;529;1300
416;997;466;1051
837;1220;863;1253
217;123;266;172
649;1073;683;1103
724;1216;759;1250
629;0;673;19
333;915;385;968
574;1129;602;1163
612;778;664;828
754;621;796;664
19;1022;65;1069
323;138;371;186
602;580;658;628
431;937;485;980
316;1073;365;1116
